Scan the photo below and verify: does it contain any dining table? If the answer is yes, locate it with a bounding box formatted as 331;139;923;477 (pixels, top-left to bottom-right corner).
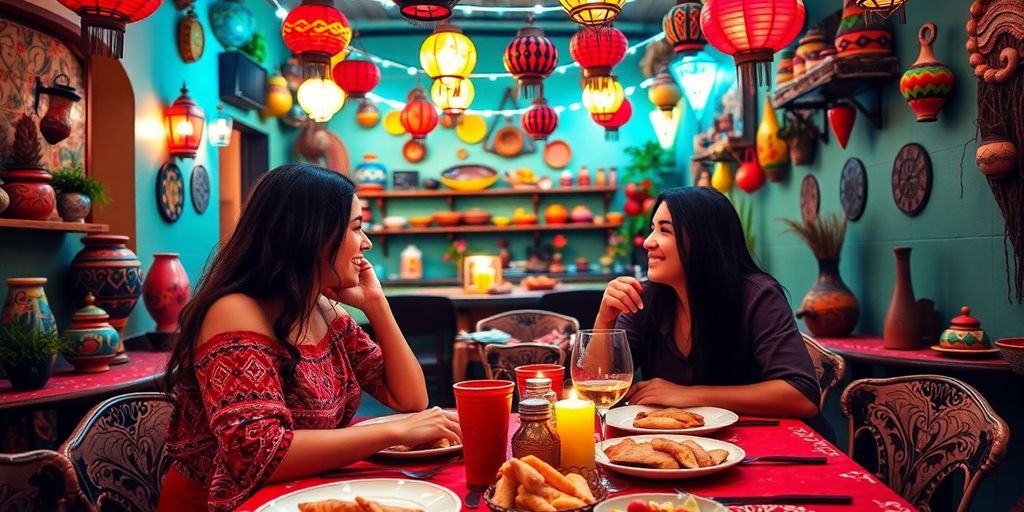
237;415;916;512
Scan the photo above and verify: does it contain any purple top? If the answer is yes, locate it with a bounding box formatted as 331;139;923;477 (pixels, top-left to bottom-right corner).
615;273;821;408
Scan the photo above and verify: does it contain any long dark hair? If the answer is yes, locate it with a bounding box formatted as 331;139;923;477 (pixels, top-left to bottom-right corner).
636;186;770;384
164;163;357;392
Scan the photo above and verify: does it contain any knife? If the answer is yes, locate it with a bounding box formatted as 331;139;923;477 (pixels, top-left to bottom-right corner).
709;494;853;506
741;456;828;465
732;419;781;427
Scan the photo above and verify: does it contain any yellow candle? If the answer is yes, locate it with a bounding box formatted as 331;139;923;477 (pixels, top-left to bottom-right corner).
554;390;596;472
473;267;495;292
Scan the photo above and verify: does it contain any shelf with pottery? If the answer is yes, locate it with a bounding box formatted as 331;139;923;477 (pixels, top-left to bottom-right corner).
368;220;623;256
690;137;755;164
772;54;900;129
360;185;617;219
0;218;109;233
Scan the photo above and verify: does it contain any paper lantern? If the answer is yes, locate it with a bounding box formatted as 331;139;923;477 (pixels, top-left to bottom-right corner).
356;100;381;128
504;21;559;99
522;98;559;141
856;0;908;22
663;0;706;55
593;98;632;141
430;78;474;119
569;26;627;89
56;0;161;58
297;78;346;122
421;24;477;91
400;88;439;141
208;104;233;148
282;0;353;79
700;0;805;88
648;72;682;117
392;0;458;25
649;107;681;149
333;59;380;99
582;77;624;123
669;52;719;124
559;0;626;29
164;83;205;159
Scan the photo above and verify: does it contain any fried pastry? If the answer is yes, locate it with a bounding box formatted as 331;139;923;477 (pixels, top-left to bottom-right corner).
604;438;681;469
651;438;699;469
707;449;729;465
633;408;705;430
297;498;424;512
387;438;451;452
681;440;712;467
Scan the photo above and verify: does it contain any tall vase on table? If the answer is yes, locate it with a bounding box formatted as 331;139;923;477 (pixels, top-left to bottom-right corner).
883;247;923;350
143;253;191;351
69;235;143;364
1;278;59;390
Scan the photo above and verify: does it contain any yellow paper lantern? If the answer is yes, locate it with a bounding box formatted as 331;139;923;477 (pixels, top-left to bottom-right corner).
263;75;294;118
420;24;477;90
756;99;789;181
430;78;474;119
582;77;624;122
297;78;345;122
356;100;380;128
647;72;682;118
559;0;626;28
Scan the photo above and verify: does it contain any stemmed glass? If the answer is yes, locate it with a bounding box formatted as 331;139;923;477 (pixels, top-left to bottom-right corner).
570;328;634;492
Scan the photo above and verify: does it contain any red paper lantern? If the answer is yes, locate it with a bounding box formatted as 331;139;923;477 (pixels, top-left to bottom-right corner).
522;98;559;141
592;98;632;141
569;26;628;88
700;0;805;88
503;20;559;99
333;59;380;99
163;83;205;159
56;0;161;58
392;0;458;25
400;88;439;141
663;0;706;56
282;0;353;79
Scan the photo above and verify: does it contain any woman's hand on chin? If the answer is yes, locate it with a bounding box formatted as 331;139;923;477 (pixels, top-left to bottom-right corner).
625;378;697;408
324;260;387;311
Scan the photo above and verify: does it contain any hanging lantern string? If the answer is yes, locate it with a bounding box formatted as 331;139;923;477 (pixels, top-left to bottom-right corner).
361;0;641;15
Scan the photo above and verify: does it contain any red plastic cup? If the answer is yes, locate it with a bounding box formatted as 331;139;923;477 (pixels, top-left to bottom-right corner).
514;363;565;398
453;380;514;491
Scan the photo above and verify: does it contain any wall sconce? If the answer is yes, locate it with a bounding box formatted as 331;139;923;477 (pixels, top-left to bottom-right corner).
208;104;233;147
463;255;502;293
163;82;205;158
34;74;81;145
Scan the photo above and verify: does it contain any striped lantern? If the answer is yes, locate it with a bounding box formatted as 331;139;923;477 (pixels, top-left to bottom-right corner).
400;88;439;141
55;0;161;58
856;0;908;22
282;0;353;79
663;0;706;56
593;98;632;141
504;20;559;99
392;0;459;25
332;59;380;99
522;98;559;141
700;0;805;89
570;26;628;89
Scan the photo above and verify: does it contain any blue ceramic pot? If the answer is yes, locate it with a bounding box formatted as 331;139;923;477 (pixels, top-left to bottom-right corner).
64;293;119;373
209;0;256;50
355;154;388;191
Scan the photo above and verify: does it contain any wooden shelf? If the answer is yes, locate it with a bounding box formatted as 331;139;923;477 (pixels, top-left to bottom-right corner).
358;186;617;199
691;137;755;164
773;54;900;129
0;218;109;233
368;222;622;256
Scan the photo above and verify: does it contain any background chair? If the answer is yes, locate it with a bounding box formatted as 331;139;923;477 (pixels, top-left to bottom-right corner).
481;343;566;382
61;392;173;512
0;450;90;512
385;295;457;403
538;289;604;330
475;309;580;344
840;375;1009;512
802;333;847;411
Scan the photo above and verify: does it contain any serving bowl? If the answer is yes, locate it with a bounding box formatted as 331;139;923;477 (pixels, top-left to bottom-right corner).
409;216;433;228
463;209;492;226
382;216;407;229
433;211;463;227
995;337;1024;375
440;165;499;191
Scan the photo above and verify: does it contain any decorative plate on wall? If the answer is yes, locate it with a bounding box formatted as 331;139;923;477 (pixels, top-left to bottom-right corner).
840;157;867;221
892;143;932;217
157;162;185;222
800;174;820;223
191;164;210;214
177;8;204;63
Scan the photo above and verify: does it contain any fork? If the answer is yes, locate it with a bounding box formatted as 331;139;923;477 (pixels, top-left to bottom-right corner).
319;456;462;480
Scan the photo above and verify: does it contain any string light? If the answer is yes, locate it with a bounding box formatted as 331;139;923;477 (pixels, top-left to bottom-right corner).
363;0;640;14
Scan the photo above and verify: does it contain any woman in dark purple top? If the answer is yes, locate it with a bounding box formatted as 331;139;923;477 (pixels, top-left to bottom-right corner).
594;187;821;419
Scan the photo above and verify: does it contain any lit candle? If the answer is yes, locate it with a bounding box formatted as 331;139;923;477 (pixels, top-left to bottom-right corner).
473;266;495;292
554;389;596;472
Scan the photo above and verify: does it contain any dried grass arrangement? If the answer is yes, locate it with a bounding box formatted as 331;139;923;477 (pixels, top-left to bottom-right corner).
780;212;847;260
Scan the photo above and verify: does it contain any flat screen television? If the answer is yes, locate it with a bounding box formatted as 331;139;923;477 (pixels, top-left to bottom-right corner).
219;51;267;111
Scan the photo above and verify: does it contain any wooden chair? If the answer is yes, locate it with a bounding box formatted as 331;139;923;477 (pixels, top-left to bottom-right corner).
475;309;580;346
61;392;174;512
802;333;847;410
481;343;566;382
0;450;90;512
840;375;1009;512
386;295;457;401
538;289;604;330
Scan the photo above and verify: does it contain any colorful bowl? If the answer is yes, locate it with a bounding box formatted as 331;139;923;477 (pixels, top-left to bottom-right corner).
493;216;511;227
409;216;433;228
432;211;463;227
440;165;499;191
512;213;538;225
605;212;624;225
463;209;492;226
382;216;407;229
995;338;1024;375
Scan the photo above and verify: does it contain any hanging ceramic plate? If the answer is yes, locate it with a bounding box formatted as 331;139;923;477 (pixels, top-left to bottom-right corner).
493;126;526;158
543;140;573;169
383;111;406;136
456;114;486;144
177;8;204;63
190;164;210;214
403;139;427;163
157;162;185;223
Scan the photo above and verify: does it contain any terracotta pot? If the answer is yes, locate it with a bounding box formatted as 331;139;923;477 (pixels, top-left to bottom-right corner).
1;278;58;335
795;259;860;337
976;136;1017;178
899;23;954;123
2;356;55;391
0;169;57;221
788;133;817;166
834;0;893;57
143;253;190;335
64;293;119;373
883;247;923;350
70;235;143;361
57;192;92;223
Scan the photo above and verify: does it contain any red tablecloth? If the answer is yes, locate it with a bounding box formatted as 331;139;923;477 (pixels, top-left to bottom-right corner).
817;334;1010;373
237;417;916;512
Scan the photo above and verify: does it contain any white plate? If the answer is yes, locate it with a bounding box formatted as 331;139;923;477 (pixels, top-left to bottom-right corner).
255;478;461;512
359;413;463;458
595;493;728;512
596;434;746;480
606;406;739;436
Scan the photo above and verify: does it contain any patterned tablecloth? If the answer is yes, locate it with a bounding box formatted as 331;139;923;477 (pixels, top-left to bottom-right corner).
816;334;1010;373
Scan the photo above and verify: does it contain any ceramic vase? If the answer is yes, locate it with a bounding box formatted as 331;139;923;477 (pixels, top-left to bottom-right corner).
834;0;893;57
776;49;794;86
69;235;143;363
143;253;190;350
354;154;388;192
899;23;954;122
883;247;923;350
209;0;255;50
757;100;789;182
1;278;57;335
64;293;119;373
0;170;57;221
57;192;91;223
976;136;1018;178
2;356;56;391
788;131;818;165
795;259;860;338
938;306;991;350
828;104;856;149
796;28;828;71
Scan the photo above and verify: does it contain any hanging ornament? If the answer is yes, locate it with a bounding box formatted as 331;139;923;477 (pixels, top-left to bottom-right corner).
392;0;459;25
711;161;734;193
559;0;626;29
899;23;954;123
421;24;477;91
297;78;346;122
700;0;805;90
263;75;294;118
55;0;161;58
756;99;789;182
835;0;893;57
663;0;706;56
648;72;683;118
504;18;559;99
649;107;681;149
856;0;908;23
582;77;624;123
669;52;719;126
569;26;628;90
430;78;475;120
333;59;381;99
828;103;856;150
282;0;353;79
522;98;559;141
356;100;381;128
164;83;206;159
400;88;439;141
735;149;766;193
593;98;632;141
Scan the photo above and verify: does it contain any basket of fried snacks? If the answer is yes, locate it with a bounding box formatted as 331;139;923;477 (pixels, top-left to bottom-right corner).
484;456;606;512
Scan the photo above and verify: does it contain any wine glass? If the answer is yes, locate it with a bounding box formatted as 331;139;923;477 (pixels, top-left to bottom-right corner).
570;328;634;492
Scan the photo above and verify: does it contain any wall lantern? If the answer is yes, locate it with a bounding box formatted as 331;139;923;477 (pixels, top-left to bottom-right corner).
34;74;82;145
297;78;346;122
208;104;233;147
463;255;503;294
164;83;206;159
669;52;719;125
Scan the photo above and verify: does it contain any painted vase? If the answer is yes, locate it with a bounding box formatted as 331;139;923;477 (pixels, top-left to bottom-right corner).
64;293;119;373
1;278;57;335
69;235;143;362
354;154;388;192
796;27;828;71
828;103;856;149
57;192;92;223
795;259;860;338
209;0;255;50
883;247;923;350
835;0;893;57
976;136;1018;178
756;99;789;181
0;170;57;221
143;253;191;335
900;23;954;123
776;48;794;86
938;306;991;350
711;161;734;193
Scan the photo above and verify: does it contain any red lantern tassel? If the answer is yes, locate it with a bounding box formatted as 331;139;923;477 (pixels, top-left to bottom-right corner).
81;15;125;59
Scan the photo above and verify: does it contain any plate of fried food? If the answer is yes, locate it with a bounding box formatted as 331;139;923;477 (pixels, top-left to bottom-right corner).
596;435;745;479
358;413;462;458
605;406;738;436
485;455;604;512
256;478;460;512
594;494;727;512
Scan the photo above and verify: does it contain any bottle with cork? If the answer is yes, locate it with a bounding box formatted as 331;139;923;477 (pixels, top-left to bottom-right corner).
511;398;561;468
577;165;591;187
609;167;618;187
596;167;606;186
523;377;558;427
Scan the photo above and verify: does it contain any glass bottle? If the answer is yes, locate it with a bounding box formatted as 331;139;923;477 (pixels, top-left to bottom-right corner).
523;377;558;427
512;398;561;468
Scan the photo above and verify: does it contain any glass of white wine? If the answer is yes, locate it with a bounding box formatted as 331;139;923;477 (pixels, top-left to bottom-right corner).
570;328;633;492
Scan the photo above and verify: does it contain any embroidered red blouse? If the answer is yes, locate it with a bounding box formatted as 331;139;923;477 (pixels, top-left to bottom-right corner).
162;312;389;512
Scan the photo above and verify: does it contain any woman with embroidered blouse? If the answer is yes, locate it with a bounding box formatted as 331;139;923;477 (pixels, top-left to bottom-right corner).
595;187;821;420
158;164;461;512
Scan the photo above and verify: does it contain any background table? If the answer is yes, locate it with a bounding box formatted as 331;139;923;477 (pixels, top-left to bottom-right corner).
816;334;1011;374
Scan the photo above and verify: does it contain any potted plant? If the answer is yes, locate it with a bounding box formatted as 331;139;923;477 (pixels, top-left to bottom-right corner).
781;212;860;337
0;323;69;391
620;141;665;269
0;113;56;220
51;155;108;222
776;111;819;166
